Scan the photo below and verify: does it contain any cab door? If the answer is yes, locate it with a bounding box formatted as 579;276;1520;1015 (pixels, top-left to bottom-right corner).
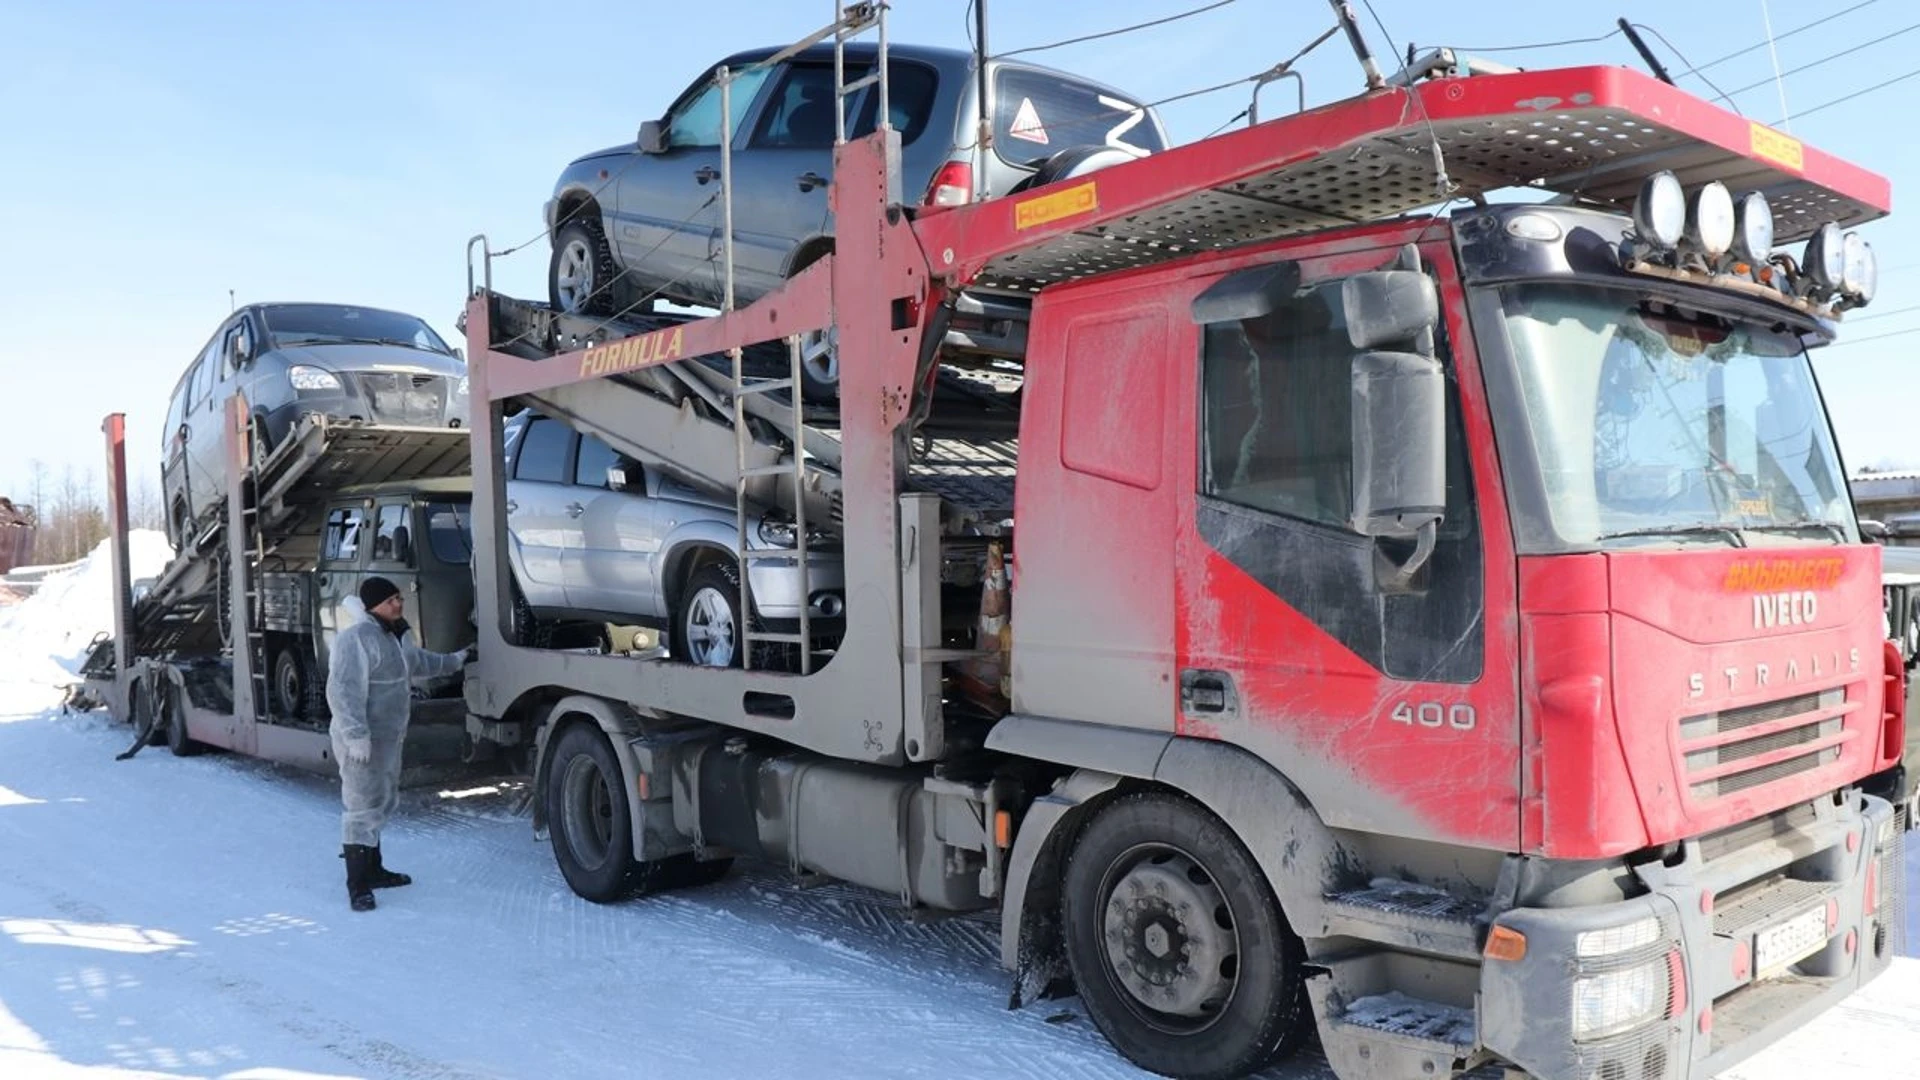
368;497;422;641
315;502;368;670
1170;236;1520;850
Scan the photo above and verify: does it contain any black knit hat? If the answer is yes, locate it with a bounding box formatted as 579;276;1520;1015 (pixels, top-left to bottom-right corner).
359;576;401;610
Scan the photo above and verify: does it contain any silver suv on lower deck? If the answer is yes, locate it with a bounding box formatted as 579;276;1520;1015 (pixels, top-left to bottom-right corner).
501;410;843;666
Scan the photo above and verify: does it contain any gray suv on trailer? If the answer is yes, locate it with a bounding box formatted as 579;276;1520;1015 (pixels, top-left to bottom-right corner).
544;41;1168;395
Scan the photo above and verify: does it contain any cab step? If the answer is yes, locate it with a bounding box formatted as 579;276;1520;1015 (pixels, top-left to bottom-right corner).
1323;878;1485;960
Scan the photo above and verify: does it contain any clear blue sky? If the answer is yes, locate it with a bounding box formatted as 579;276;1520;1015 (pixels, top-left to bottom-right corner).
1;0;1913;506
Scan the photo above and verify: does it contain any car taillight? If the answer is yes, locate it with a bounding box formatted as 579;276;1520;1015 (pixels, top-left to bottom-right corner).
923;162;973;209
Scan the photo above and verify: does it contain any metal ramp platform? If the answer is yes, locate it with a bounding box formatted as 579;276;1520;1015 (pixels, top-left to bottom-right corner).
478;293;1022;530
131;414;470;660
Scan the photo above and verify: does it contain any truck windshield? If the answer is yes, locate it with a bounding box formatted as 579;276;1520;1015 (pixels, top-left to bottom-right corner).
1493;283;1855;549
261;304;454;356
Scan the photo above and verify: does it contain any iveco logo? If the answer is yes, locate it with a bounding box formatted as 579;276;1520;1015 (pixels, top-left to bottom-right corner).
1688;647;1862;698
1754;591;1818;629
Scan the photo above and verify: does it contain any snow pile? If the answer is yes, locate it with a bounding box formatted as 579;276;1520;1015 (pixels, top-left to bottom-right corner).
0;529;172;700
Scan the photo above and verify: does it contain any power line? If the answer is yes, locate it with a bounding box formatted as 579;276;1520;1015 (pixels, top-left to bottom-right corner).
994;0;1241;60
1442;28;1623;54
1677;0;1879;77
1630;23;1741;113
1846;302;1920;323
1825;324;1920;347
1719;22;1920;100
1780;64;1920;123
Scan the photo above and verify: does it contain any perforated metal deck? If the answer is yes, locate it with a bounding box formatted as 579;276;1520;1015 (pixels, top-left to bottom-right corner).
931;65;1890;296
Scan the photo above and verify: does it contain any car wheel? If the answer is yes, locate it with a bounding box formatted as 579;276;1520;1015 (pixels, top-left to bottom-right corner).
675;563;743;668
549;220;616;316
797;325;839;403
1061;792;1309;1080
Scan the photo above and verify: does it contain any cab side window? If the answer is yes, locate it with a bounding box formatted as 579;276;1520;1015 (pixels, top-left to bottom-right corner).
371;503;411;564
323;507;365;562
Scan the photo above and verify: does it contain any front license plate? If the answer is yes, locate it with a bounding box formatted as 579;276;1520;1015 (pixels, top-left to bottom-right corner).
1754;905;1828;977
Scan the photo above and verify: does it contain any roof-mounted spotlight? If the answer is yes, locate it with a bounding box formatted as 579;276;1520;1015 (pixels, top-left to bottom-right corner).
1732;192;1773;264
1633;170;1686;250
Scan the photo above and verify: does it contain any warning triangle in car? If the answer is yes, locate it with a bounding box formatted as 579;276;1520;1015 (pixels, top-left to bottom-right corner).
1009;97;1049;145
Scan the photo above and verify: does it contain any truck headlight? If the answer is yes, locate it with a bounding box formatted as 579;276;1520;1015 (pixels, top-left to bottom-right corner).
288;365;342;392
1572;960;1668;1041
1575;915;1662;958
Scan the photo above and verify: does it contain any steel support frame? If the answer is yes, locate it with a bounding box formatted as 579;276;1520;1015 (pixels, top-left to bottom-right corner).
463;130;929;766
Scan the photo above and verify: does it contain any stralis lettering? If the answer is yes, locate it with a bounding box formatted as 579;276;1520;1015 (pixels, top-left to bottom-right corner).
1688;647;1861;697
1754;590;1818;629
578;327;685;378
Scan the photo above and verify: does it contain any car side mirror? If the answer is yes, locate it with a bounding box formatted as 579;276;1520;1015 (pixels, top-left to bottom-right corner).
638;120;667;154
607;464;631;492
452;346;465;362
1861;518;1888;541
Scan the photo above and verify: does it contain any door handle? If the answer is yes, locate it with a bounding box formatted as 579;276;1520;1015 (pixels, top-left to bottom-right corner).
505;500;518;515
565;502;584;518
694;165;719;185
796;171;827;192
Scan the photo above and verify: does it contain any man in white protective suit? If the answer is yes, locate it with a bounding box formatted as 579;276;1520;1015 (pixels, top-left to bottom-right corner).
325;575;472;912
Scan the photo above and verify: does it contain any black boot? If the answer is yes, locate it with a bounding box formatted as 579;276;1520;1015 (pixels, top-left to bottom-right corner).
344;844;376;912
368;844;412;889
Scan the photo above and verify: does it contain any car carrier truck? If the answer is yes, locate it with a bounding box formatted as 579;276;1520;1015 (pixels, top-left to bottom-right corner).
449;6;1908;1078
81;5;1909;1079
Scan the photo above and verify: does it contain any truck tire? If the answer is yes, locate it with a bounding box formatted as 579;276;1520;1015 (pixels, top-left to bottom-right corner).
272;642;317;721
548;220;616;316
1061;792;1308;1080
165;681;203;758
547;723;641;901
544;723;728;901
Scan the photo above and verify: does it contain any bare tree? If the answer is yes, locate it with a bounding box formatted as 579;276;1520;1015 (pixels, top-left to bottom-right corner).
131;471;166;532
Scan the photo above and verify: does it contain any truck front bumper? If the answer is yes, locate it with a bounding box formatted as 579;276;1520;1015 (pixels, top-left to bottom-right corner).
1480;790;1902;1080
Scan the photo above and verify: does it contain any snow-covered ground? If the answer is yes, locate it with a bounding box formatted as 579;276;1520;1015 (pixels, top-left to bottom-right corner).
0;535;1914;1079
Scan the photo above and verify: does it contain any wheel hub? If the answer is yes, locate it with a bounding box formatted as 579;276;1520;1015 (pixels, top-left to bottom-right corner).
555;239;595;313
685;586;736;667
1101;855;1235;1018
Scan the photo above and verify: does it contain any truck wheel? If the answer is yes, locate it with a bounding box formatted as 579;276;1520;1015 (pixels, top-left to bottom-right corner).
1061;792;1308;1080
545;724;720;902
675;563;743;668
272;643;314;721
165;681;203;758
548;220;615;316
547;723;639;901
134;682;166;746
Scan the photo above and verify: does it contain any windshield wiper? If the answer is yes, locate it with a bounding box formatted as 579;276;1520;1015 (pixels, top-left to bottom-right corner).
1741;519;1849;543
291;335;443;354
1598;524;1748;547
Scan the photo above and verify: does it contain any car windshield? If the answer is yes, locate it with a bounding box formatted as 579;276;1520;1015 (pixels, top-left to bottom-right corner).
425;500;472;564
261;304;453;355
1493;283;1856;549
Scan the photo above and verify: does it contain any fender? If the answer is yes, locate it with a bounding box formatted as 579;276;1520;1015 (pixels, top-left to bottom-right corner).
531;695;649;856
988;715;1354;976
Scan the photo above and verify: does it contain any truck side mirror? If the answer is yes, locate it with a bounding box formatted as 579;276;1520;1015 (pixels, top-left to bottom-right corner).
1350;350;1446;591
637;120;667;154
1344;249;1444;592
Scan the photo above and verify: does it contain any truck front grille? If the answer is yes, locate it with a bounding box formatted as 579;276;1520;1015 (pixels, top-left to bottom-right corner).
1678;688;1848;802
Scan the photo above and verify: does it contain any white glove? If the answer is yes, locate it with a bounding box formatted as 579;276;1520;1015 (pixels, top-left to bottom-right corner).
340;735;372;767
